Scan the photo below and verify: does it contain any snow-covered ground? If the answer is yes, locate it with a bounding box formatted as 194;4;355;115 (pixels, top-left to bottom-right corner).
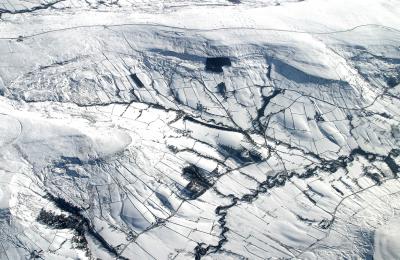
0;0;400;259
374;217;400;260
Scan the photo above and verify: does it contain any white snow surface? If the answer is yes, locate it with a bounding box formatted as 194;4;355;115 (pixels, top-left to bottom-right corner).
0;0;400;259
374;217;400;260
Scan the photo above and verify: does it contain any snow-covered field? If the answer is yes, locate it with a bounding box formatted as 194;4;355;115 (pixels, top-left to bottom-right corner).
0;0;400;259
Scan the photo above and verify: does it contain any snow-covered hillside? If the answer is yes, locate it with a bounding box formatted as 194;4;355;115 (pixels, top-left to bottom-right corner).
0;0;400;259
